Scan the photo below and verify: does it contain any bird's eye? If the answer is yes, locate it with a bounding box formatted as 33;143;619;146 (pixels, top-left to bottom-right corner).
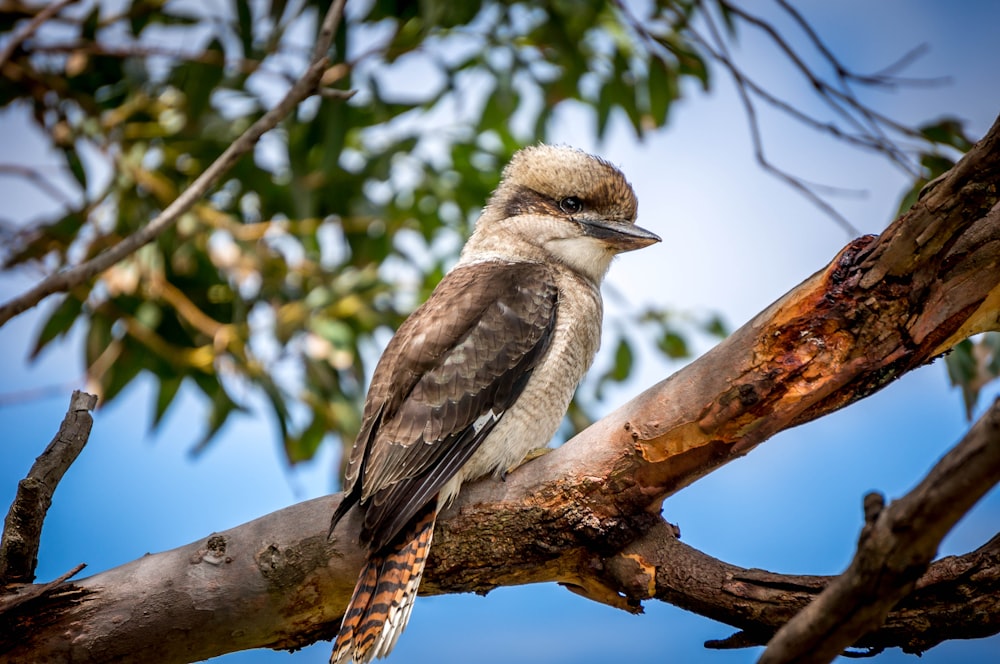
559;196;583;214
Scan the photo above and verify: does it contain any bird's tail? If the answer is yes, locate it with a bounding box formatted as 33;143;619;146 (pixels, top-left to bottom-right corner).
330;504;437;664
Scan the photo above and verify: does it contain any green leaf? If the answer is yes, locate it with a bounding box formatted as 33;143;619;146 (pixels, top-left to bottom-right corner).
946;335;1000;419
171;38;225;123
919;117;974;152
85;314;114;370
595;335;634;400
647;57;676;129
703;314;728;339
257;372;293;460
609;337;634;383
152;374;183;429
31;294;84;359
285;413;327;464
190;378;242;455
658;330;689;359
64;145;87;189
946;339;977;418
234;0;254;58
596;79;614;140
81;5;100;41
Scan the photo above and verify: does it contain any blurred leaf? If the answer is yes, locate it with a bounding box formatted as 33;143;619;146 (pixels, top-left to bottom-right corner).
647;57;675;128
946;333;1000;419
286;413;328;464
919;117;974;152
234;0;254;58
64;145;87;189
102;340;146;403
595;336;634;400
84;314;114;371
171;38;225;123
658;330;689;359
81;5;100;41
153;374;184;429
191;375;243;455
703;314;728;339
31;294;84;359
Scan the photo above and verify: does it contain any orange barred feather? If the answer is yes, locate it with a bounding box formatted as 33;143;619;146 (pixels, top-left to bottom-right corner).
331;505;437;664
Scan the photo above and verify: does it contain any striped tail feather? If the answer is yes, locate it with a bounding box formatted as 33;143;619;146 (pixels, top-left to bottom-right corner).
331;504;437;664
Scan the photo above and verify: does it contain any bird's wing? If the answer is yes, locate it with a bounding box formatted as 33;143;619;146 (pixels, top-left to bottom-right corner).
343;260;558;551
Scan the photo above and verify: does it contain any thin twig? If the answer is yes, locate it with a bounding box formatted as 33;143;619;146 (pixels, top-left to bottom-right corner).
759;398;1000;664
0;391;97;585
0;380;86;407
697;7;862;235
774;1;948;88
0;0;79;70
0;164;77;208
714;0;918;174
29;41;264;75
0;0;349;328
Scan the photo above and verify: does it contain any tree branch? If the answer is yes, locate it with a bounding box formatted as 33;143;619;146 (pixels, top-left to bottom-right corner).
759;398;1000;663
0;0;349;328
0;390;97;585
601;521;1000;656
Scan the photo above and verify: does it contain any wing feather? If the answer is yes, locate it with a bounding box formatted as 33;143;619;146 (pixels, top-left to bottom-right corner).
334;260;558;551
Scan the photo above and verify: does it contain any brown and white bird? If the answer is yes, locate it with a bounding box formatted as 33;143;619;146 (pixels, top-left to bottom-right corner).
328;145;659;663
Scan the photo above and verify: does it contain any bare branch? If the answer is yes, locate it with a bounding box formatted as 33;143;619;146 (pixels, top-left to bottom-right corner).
697;7;862;235
774;1;948;88
759;398;1000;664
715;0;926;160
0;164;76;208
0;0;79;71
0;390;97;585
0;380;86;408
0;0;350;328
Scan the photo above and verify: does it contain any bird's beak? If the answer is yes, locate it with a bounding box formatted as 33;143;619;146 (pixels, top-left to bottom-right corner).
576;216;661;252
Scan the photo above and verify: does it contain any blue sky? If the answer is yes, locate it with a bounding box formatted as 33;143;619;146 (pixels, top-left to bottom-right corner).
2;1;999;663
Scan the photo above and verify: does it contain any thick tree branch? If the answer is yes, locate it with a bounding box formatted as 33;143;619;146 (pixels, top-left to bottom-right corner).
0;390;96;585
601;522;1000;656
0;0;349;328
3;115;1000;662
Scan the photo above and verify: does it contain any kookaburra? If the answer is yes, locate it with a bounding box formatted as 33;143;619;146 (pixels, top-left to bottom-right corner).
328;145;659;663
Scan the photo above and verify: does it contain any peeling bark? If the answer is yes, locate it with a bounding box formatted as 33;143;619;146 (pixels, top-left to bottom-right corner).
2;116;1000;663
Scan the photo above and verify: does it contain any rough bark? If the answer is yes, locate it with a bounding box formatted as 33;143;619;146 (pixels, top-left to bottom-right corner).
2;116;999;663
0;390;97;585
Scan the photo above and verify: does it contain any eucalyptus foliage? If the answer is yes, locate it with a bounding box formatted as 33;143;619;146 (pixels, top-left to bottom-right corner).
2;0;726;464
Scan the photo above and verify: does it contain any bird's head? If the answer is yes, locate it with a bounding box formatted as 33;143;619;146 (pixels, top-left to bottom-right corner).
463;144;660;283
